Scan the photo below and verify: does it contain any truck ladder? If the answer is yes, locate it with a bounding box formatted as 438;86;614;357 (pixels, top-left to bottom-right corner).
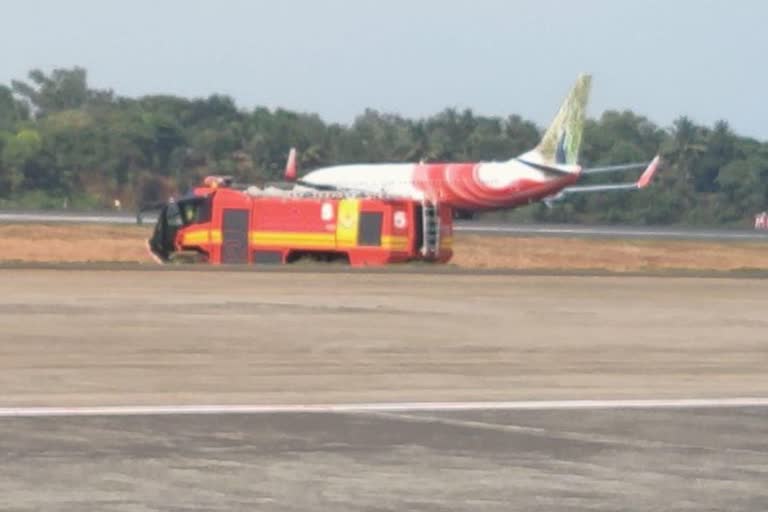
421;200;441;258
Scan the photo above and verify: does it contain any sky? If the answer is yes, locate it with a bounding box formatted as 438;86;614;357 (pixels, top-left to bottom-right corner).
2;0;766;139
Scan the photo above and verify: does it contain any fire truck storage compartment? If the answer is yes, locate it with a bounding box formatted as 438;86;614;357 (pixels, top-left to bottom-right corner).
221;208;249;264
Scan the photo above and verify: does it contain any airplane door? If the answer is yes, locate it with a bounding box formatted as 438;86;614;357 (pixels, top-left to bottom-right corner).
221;209;249;264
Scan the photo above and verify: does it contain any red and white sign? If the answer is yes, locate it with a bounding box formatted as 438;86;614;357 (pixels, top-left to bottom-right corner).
755;212;768;230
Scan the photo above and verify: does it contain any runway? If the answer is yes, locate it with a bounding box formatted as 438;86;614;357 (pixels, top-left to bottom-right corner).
0;210;146;224
2;209;767;240
3;406;768;511
2;269;767;510
2;269;768;406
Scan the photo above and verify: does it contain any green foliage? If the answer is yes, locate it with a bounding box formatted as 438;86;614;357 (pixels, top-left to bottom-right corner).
1;66;767;225
12;67;113;117
0;189;105;210
0;85;29;132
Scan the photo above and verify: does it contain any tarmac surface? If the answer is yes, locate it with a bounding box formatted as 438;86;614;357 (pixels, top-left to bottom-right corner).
2;269;768;405
2;269;768;510
2;408;768;511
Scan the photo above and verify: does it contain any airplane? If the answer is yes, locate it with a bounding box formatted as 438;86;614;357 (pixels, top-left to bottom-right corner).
284;74;661;216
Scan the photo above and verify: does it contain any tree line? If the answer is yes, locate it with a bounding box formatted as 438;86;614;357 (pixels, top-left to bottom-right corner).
0;67;766;225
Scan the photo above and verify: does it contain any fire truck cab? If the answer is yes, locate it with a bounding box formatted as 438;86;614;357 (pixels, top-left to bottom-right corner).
147;178;453;266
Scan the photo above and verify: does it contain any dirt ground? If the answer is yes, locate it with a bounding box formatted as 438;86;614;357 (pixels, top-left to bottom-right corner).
1;223;768;271
456;234;768;271
1;270;767;407
0;224;150;263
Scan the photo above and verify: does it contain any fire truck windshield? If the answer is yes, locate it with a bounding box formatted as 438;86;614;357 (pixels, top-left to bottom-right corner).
167;197;210;227
178;198;210;225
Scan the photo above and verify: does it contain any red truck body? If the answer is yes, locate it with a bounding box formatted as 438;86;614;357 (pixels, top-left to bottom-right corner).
148;182;453;266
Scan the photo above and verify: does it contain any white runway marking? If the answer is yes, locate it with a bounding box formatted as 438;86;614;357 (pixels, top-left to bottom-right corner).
1;398;768;417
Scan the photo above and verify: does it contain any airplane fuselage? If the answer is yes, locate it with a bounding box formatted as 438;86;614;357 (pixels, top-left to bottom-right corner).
292;75;659;211
301;160;581;212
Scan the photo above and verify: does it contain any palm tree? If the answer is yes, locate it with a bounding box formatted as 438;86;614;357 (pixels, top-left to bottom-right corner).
668;116;706;185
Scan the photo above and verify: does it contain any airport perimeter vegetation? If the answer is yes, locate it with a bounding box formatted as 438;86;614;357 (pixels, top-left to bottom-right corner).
2;66;768;229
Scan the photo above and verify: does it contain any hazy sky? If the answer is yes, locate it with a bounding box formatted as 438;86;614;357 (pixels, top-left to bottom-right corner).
2;0;766;139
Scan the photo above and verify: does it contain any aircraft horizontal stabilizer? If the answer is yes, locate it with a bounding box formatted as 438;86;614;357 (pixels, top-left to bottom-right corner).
583;162;650;174
582;155;662;179
555;156;661;197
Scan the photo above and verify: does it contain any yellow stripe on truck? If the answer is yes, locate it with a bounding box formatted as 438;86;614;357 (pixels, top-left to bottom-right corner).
183;226;411;252
381;235;409;251
182;229;222;245
251;231;337;248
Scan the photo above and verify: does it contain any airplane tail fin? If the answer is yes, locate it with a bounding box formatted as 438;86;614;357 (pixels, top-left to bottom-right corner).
530;73;592;167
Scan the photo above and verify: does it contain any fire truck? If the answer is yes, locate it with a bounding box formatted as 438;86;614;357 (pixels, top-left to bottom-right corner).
146;176;453;266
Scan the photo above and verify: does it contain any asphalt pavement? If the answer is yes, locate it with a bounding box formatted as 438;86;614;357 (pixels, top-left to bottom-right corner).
2;268;768;510
2;407;767;511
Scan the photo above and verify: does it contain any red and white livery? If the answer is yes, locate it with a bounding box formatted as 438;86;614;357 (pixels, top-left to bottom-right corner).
297;74;661;214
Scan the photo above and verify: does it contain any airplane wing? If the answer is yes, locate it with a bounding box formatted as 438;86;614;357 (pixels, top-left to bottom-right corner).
295;179;341;192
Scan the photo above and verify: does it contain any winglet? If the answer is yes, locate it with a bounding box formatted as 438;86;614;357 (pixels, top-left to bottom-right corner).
285;147;297;181
637;155;661;189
